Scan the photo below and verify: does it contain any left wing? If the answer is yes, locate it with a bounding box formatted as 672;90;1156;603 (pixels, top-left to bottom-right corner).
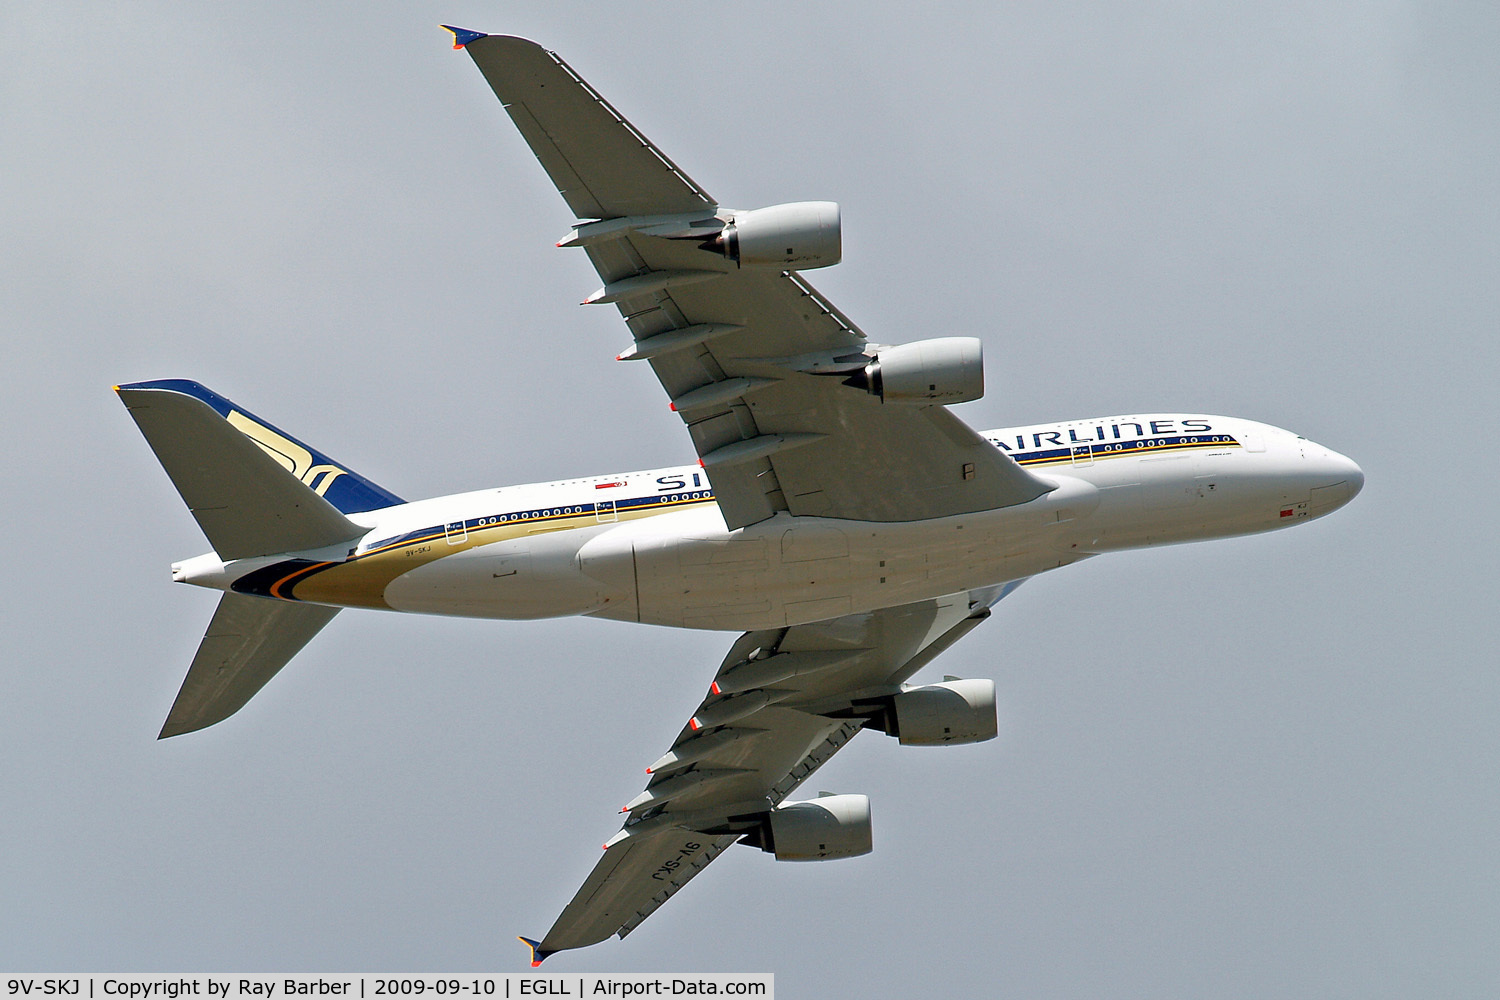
520;582;1022;964
160;593;339;738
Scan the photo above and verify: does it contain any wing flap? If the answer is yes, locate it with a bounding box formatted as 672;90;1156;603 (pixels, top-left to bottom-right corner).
585;233;1053;528
617;240;1053;526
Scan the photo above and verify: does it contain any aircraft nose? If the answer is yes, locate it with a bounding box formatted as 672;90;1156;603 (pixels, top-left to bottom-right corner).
1326;448;1363;494
1341;455;1365;500
1308;447;1364;517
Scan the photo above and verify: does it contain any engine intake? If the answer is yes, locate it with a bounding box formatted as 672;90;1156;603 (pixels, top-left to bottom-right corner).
888;678;997;746
745;793;872;861
845;337;984;405
705;202;841;270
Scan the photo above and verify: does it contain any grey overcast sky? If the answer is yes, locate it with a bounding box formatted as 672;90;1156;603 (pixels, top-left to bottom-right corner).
3;2;1497;995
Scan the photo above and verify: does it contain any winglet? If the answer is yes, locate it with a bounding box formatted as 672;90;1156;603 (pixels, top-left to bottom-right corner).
518;936;549;968
442;25;488;49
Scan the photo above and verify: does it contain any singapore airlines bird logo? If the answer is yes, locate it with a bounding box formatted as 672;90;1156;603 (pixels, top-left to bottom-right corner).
227;410;348;496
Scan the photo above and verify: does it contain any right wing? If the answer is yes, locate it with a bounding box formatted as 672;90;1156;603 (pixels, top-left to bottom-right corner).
521;581;1023;964
453;32;1054;530
452;26;713;220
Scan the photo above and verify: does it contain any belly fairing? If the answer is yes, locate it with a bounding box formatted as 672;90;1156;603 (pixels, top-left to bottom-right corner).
590;483;1099;631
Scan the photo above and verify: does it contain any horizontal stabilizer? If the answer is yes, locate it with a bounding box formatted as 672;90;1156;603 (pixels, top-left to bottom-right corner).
117;381;396;559
160;592;338;738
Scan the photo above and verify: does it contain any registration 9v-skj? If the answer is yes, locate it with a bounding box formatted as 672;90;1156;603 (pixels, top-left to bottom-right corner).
7;983;81;997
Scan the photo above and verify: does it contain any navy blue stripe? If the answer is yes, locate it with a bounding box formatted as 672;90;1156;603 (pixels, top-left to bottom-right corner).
1010;433;1239;466
230;559;323;599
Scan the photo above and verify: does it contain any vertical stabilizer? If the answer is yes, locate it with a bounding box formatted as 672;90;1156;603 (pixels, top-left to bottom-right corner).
116;380;401;560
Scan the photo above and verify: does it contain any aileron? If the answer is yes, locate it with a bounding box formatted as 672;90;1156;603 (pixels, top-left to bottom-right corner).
459;35;714;220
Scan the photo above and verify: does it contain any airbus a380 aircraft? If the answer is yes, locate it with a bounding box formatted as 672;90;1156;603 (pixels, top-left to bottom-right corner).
117;30;1363;965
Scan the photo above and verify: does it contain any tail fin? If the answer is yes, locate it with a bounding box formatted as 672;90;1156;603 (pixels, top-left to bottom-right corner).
116;380;404;560
161;592;338;738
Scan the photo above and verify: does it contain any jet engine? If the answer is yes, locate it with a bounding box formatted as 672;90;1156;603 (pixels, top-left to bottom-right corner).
704;202;841;270
744;793;872;861
844;337;984;405
887;678;997;745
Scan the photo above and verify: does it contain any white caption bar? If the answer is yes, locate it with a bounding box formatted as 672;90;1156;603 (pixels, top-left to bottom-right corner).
1;978;772;1000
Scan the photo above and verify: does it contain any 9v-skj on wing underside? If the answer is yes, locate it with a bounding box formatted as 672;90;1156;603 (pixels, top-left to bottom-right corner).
520;586;1018;963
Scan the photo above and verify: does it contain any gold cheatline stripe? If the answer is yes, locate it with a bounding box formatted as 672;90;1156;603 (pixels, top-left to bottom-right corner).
270;561;334;599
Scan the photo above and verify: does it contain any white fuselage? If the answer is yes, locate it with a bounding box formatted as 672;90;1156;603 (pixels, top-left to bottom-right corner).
176;414;1362;632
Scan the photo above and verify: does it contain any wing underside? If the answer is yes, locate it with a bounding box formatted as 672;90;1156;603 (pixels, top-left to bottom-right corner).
527;583;1020;960
459;31;712;221
457;33;1053;530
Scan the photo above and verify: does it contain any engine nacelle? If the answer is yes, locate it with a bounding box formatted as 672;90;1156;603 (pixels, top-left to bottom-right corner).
708;202;841;270
757;793;872;861
889;678;997;746
849;337;984;405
